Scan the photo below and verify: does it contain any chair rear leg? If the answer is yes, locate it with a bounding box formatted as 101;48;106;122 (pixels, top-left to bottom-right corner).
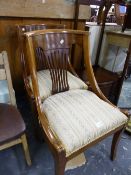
21;134;32;166
111;127;124;161
55;155;66;175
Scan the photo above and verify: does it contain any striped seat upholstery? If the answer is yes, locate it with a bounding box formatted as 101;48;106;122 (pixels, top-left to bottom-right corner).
42;89;127;155
29;70;88;100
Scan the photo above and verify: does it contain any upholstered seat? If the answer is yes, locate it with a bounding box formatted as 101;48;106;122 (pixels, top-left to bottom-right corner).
29;70;88;100
42;89;127;155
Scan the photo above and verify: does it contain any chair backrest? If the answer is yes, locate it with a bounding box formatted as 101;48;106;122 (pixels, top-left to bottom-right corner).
17;23;66;33
17;24;66;72
17;24;66;97
0;51;16;105
25;29;90;96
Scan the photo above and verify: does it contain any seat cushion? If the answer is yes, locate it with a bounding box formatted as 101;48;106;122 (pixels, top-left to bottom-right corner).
29;70;87;100
42;89;127;155
0;103;25;145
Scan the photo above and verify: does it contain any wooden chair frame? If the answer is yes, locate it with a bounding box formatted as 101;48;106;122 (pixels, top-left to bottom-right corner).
0;51;31;166
24;29;128;175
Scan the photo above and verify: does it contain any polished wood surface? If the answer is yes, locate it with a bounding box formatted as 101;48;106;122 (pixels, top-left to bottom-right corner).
25;29;127;175
0;0;89;93
17;23;66;72
0;17;82;92
17;23;66;98
0;0;75;19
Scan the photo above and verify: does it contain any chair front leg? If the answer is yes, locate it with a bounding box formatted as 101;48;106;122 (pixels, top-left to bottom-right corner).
21;134;32;166
54;152;66;175
110;127;124;161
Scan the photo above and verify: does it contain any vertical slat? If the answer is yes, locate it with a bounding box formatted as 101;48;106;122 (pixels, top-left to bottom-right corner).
2;51;16;106
35;47;48;70
0;53;4;65
44;48;69;94
0;69;6;80
0;52;7;80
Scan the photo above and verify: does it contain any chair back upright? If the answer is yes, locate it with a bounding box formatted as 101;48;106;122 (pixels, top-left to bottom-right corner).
0;51;16;105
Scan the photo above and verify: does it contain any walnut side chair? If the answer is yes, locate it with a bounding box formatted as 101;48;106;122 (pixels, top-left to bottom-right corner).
0;51;31;166
24;29;128;175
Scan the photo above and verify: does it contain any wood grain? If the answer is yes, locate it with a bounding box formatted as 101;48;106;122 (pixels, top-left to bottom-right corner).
0;0;90;92
0;0;90;19
0;17;86;92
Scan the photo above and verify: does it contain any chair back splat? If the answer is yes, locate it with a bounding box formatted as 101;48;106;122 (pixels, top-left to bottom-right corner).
37;46;70;94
